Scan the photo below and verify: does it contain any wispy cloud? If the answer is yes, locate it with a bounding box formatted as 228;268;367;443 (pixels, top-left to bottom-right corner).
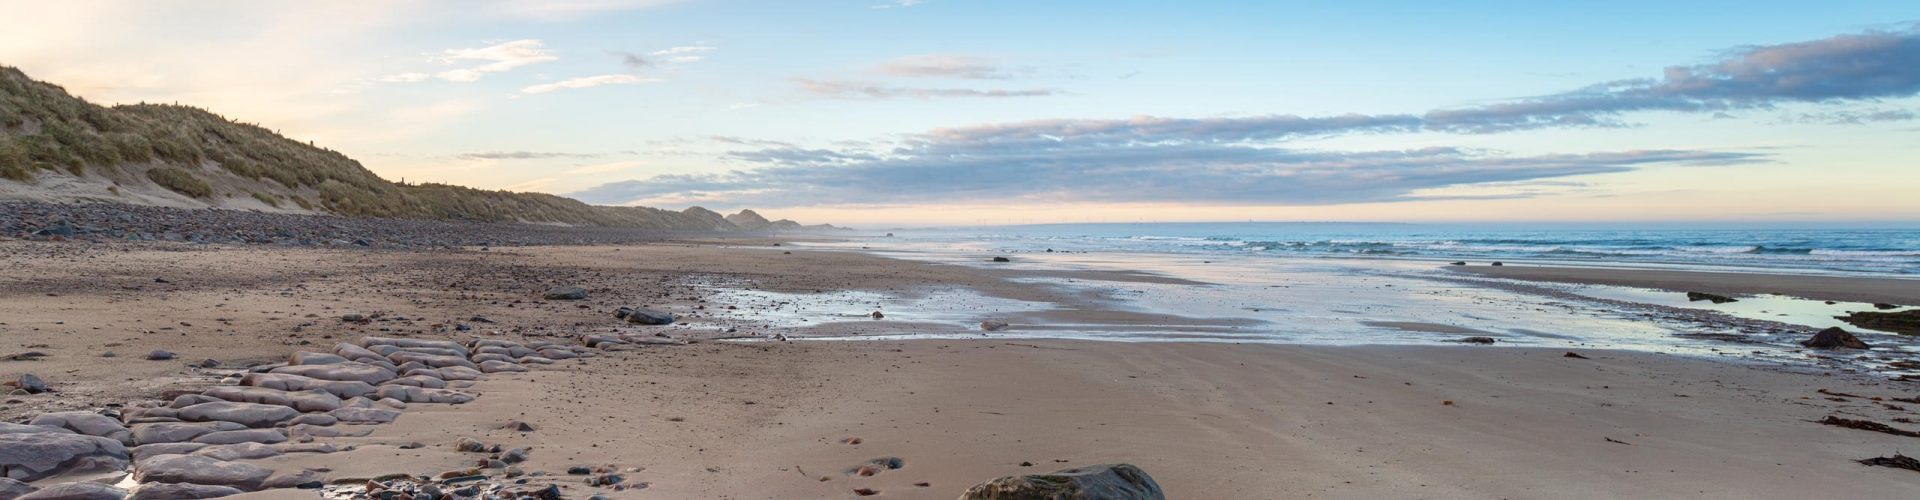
382;39;559;83
873;54;1010;79
649;45;716;64
458;151;602;160
794;78;1061;99
611;51;651;69
870;0;924;9
521;74;657;94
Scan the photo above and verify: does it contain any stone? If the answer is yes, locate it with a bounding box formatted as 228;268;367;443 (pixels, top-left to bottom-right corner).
27;413;132;446
1685;291;1738;304
129;422;246;445
980;321;1010;332
455;438;486;453
192;442;282;461
269;363;396;385
287;414;337;427
9;374;48;394
175;402;300;429
385;352;478;371
469;353;515;365
543;287;588;300
168;395;221;409
1837;309;1920;335
501;420;537;432
132;455;273;491
501;448;529;464
991;256;1011;262
332;343;383;363
129;443;209;461
0;478;33;499
287;424;373;439
622;308;675;326
0;423;74;435
374;386;473;404
145;350;175;361
0;433;130;482
384;375;448;389
261;469;325;490
191;429;288;446
201;386;343;413
959;464;1165;500
288;352;348;366
124;482;243;500
477;361;527;373
15;482;126;500
1457;336;1497;345
237;373;375;399
327;407;401;425
1802;327;1871;349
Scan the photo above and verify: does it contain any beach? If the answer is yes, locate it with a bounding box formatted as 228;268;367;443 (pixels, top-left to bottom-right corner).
5;239;1920;498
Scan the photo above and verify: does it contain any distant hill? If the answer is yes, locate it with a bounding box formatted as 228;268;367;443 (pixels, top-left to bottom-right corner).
0;66;833;231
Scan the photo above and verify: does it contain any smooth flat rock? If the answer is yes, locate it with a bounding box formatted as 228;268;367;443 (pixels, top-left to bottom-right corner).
384;352;477;370
287;425;374;439
0;433;130;482
285;415;336;427
0;423;75;435
192;442;282;461
332;343;383;364
469;353;515;365
125;483;243;500
373;386;473;404
476;360;526;373
27;413;133;446
361;338;468;357
129;422;245;445
267;363;395;386
174;403;299;429
190;429;287;446
0;478;33;499
201;386;342;413
326;407;401;425
959;464;1165;500
287;352;347;366
382;375;447;389
128;443;209;461
15;482;126;500
167;396;222;410
237;374;374;399
132;455;272;491
542;287;588;300
260;469;324;490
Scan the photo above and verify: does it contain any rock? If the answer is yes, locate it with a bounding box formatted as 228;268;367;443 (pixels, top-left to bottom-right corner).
191;429;288;445
132;455;273;491
269;363;396;385
1801;327;1871;349
0;478;33;499
374;386;473;404
869;311;884;319
991;257;1011;262
27;413;132;446
1685;291;1738;304
261;469;325;490
286;414;337;427
543;287;589;300
0;433;130;482
1450;261;1467;266
237;373;375;399
0;423;73;436
622;308;675;326
1876;303;1901;310
385;352;478;371
1837;309;1920;335
125;482;243;500
194;359;219;369
8;374;48;394
1457;336;1497;345
384;375;448;389
191;442;283;461
959;463;1164;500
501;448;529;464
288;352;348;366
128;443;209;461
167;395;221;409
454;438;486;453
201;386;343;413
175;402;300;429
327;407;401;425
1490;261;1504;266
980;321;1010;332
500;421;537;432
477;360;527;373
16;482;125;500
129;422;245;445
145;350;175;361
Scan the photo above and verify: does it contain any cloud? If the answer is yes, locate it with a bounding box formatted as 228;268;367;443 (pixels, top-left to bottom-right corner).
1792;108;1918;124
521;74;658;94
874;54;1010;79
1424;24;1920;132
566;161;650;175
612;51;650;69
648;45;715;64
458;151;602;160
870;0;924;8
379;72;431;83
485;0;688;20
430;39;558;82
794;78;1062;99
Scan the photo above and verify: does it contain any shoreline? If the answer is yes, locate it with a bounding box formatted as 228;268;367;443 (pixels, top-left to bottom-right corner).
1452;263;1920;305
6;240;1920;498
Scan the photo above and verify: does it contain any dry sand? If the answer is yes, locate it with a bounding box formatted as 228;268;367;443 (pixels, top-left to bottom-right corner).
6;240;1920;499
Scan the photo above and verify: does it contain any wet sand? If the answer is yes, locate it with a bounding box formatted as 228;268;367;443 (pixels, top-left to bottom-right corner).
6;241;1920;498
1454;264;1920;305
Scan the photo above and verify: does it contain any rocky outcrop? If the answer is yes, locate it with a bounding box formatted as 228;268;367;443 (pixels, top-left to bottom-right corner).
132;455;273;492
1685;291;1738;304
959;463;1166;500
27;413;132;446
1802;327;1871;349
1837;309;1920;335
14;481;126;500
0;433;130;482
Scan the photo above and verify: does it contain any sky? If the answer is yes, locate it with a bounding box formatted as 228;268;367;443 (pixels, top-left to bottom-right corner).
1;0;1917;226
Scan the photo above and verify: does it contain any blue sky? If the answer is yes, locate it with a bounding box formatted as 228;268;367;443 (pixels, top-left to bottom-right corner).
2;1;1917;225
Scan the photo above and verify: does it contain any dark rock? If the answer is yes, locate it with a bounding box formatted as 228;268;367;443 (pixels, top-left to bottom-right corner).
1450;261;1467;266
146;350;175;361
980;321;1010;332
543;287;589;301
1685;291;1738;304
1876;303;1901;310
959;463;1164;500
9;373;48;394
1489;261;1503;266
1457;336;1496;345
0;478;33;499
1838;309;1920;335
621;308;675;326
991;257;1011;262
501;420;537;432
1802;327;1871;349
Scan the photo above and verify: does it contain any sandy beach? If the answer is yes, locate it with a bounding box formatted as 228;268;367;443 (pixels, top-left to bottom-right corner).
5;240;1920;499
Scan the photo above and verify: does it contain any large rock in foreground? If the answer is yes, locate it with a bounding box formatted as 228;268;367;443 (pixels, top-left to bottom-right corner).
0;433;130;482
959;464;1165;500
15;481;126;500
132;455;272;492
1802;327;1871;349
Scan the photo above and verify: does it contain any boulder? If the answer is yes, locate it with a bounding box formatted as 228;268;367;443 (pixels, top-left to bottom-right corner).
145;350;175;361
469;353;515;365
8;374;48;394
132;455;272;491
27;413;132;446
125;482;243;500
268;363;396;385
0;478;32;499
959;464;1165;500
385;352;478;371
190;429;287;446
332;343;383;363
287;352;348;366
129;422;245;445
15;482;125;500
327;407;401;425
286;414;337;427
374;386;474;404
1837;309;1920;335
192;442;282;461
174;402;300;429
128;443;208;461
0;423;74;436
0;433;130;482
477;361;526;373
622;308;675;326
201;386;343;413
1685;291;1738;304
1802;327;1871;349
237;373;375;399
167;395;222;410
543;287;588;300
383;375;448;389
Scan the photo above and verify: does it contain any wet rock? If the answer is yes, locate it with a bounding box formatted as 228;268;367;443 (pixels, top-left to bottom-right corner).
1837;309;1920;335
191;429;288;445
1876;303;1901;310
1450;261;1467;266
124;482;243;500
1802;327;1871;349
1457;336;1497;345
959;463;1165;500
129;422;246;445
15;482;125;500
0;433;130;482
175;402;300;428
1685;291;1738;304
1490;261;1504;266
26;413;131;446
543;287;589;301
991;256;1011;262
133;455;273;491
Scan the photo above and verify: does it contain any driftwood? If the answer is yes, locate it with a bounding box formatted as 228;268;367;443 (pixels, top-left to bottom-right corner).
1818;416;1920;438
1859;454;1920;473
